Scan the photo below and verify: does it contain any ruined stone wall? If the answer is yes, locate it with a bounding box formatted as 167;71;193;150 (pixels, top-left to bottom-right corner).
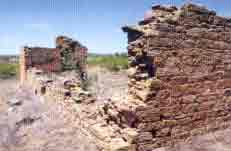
20;36;88;84
25;68;137;151
123;3;231;150
56;36;88;72
18;4;231;151
24;47;61;71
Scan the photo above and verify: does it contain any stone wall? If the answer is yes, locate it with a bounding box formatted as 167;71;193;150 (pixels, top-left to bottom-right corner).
23;47;61;72
56;36;88;72
19;4;231;151
20;36;87;84
123;3;231;150
19;36;134;151
24;68;138;151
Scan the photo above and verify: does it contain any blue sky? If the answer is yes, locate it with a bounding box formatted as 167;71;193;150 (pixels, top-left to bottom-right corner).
0;0;231;55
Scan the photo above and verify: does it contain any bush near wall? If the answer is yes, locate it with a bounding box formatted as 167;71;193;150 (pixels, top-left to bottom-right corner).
87;53;128;71
0;64;18;79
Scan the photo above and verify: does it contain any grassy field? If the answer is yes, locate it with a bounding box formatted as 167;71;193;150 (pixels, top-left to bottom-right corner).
87;53;128;71
0;53;128;79
0;63;18;79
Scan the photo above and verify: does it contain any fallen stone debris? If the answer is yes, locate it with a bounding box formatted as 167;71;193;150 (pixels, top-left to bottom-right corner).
17;3;231;151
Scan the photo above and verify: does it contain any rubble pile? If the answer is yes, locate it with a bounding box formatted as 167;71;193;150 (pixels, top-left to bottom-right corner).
20;35;133;151
18;4;231;151
24;68;136;151
123;3;231;150
26;69;91;103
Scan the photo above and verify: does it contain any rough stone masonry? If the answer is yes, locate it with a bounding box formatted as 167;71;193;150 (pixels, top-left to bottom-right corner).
18;3;231;151
122;3;231;150
20;36;87;84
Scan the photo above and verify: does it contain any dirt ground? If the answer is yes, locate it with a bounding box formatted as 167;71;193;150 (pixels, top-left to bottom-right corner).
0;78;18;112
0;68;128;151
1;77;231;151
87;67;128;101
0;78;98;151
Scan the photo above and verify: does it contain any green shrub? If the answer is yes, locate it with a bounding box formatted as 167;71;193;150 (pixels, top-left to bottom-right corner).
87;53;128;72
0;64;18;79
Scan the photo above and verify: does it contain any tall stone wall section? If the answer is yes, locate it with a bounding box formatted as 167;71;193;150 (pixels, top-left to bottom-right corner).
56;36;88;73
123;4;231;150
20;36;88;84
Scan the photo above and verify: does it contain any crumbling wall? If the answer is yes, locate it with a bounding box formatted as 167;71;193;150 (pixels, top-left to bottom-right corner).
18;4;231;151
20;36;87;84
25;68;138;151
22;47;61;71
56;36;87;73
123;3;231;150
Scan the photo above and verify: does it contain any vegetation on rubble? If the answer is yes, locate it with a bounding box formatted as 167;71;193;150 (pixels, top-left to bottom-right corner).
0;63;18;79
87;53;128;71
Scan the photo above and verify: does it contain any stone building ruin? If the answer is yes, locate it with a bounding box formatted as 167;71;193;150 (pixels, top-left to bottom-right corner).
20;36;87;84
123;3;231;150
18;3;231;151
